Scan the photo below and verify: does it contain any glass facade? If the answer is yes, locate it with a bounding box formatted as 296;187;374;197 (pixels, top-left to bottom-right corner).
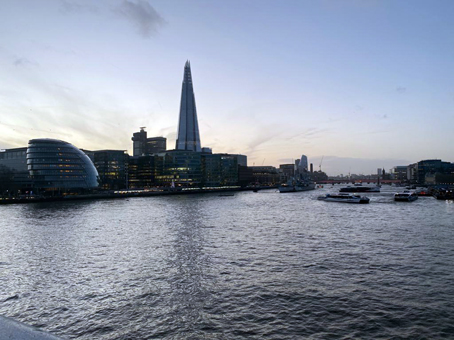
27;139;99;190
128;155;156;189
93;150;128;190
0;147;33;193
155;150;202;187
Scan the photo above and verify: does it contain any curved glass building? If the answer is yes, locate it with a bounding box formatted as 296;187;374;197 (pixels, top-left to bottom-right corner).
27;139;99;190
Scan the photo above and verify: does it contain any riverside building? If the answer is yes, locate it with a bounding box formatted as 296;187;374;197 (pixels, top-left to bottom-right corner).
126;61;249;189
0;147;32;194
176;61;202;152
92;150;129;190
131;127;166;156
27;139;99;192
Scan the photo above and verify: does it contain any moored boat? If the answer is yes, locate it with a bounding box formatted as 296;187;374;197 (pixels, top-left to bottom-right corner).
433;188;454;200
394;190;418;202
278;179;316;193
317;193;370;204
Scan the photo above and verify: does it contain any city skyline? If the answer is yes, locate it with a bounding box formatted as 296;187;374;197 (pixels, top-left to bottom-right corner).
1;1;454;175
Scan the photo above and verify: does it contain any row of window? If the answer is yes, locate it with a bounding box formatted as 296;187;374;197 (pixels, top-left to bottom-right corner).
28;164;84;169
27;152;80;158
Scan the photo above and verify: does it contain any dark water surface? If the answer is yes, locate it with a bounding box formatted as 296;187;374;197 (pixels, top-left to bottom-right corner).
1;186;454;339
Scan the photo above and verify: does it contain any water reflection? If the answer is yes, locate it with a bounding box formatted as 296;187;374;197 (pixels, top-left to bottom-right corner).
164;195;217;337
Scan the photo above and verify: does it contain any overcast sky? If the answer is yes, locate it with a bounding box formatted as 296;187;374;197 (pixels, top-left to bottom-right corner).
1;0;453;175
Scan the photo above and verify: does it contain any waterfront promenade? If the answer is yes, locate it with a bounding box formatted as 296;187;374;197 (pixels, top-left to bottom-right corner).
0;186;275;205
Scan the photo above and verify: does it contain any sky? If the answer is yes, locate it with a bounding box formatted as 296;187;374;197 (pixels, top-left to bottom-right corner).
1;0;453;175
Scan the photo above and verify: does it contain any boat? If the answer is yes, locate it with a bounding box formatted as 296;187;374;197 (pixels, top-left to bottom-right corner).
394;190;418;202
317;193;370;204
415;188;433;196
339;186;380;193
278;178;316;193
433;188;454;200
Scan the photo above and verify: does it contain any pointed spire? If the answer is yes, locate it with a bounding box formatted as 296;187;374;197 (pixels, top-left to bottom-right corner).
176;61;201;152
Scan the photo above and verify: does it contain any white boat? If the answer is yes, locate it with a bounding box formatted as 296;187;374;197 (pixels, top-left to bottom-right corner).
339;186;380;193
317;193;370;204
394;190;418;202
278;179;315;193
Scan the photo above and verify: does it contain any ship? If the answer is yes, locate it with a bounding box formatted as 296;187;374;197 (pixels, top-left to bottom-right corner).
394;190;418;202
317;193;370;204
278;178;316;193
339;186;380;193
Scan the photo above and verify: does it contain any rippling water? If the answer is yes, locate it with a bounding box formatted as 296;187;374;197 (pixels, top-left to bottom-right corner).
1;185;454;339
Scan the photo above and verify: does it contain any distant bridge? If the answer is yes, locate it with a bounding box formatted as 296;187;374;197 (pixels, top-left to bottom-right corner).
317;179;403;185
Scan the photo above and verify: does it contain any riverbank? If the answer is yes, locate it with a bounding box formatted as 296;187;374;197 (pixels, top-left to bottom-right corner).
0;186;277;205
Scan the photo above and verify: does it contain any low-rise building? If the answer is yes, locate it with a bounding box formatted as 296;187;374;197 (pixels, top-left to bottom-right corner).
0;147;32;194
250;166;280;185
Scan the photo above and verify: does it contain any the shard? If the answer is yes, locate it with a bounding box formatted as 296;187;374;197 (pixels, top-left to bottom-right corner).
175;61;202;152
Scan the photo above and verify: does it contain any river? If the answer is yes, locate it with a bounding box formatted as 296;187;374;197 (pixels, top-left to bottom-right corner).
1;185;453;339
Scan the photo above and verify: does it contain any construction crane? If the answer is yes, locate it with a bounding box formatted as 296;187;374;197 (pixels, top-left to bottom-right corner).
319;156;324;172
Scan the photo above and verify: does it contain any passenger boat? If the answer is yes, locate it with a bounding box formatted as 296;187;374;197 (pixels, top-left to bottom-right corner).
339;186;380;193
278;178;316;193
394;190;418;202
317;193;370;204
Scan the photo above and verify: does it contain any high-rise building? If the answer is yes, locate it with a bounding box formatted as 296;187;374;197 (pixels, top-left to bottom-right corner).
132;128;167;156
146;137;166;154
298;155;308;172
132;127;148;156
176;61;202;152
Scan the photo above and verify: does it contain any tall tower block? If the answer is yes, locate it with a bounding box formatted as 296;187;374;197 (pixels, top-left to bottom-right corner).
176;61;202;152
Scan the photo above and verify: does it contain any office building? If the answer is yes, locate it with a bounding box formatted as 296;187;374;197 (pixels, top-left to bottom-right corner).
250;166;280;185
408;159;454;185
391;166;407;181
93;150;129;190
0;147;32;193
146;137;166;154
132;127;167;156
155;150;202;187
201;153;240;187
279;164;295;182
27;139;99;191
176;61;202;152
298;155;308;172
128;155;156;189
132;127;148;156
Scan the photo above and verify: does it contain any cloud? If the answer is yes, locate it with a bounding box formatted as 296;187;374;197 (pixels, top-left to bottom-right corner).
59;0;99;14
396;86;406;94
13;57;38;67
114;0;165;38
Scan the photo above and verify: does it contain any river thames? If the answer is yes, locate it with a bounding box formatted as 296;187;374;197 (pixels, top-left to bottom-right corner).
1;185;453;339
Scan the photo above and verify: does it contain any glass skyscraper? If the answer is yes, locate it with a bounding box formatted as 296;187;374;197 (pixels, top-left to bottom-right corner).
175;61;202;152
